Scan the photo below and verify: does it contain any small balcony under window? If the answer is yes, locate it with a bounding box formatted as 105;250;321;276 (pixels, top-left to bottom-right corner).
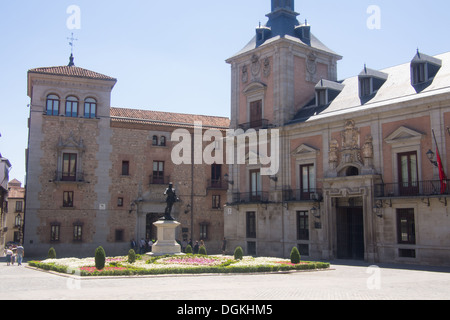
231;191;269;204
375;180;450;198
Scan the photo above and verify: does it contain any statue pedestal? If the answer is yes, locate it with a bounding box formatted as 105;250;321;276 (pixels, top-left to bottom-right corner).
148;220;181;256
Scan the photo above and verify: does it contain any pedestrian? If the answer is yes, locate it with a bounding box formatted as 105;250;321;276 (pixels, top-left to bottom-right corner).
221;237;227;255
139;238;146;254
181;239;187;253
11;246;16;265
5;247;13;266
193;241;199;254
148;239;153;252
16;245;24;266
130;239;137;252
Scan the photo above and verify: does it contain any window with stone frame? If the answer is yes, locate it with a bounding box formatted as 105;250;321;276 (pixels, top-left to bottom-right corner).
62;153;78;181
63;191;74;208
152;161;165;184
84;98;97;119
122;161;130;176
65;96;79;118
46;94;60;116
397;209;416;245
296;211;309;241
246;211;256;238
199;223;208;240
212;195;221;209
73;223;83;242
50;224;60;242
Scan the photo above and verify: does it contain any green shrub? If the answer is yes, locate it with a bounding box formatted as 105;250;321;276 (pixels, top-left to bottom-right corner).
95;246;106;270
290;247;301;264
128;249;136;264
185;245;193;254
234;246;243;260
198;246;207;255
48;247;56;259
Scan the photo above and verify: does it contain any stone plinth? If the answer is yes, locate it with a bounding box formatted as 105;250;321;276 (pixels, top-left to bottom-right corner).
149;220;181;256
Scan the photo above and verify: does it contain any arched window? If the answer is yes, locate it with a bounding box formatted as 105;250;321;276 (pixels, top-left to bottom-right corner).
65;96;79;118
152;135;158;146
346;166;359;177
160;136;166;146
84;98;97;118
46;94;60;116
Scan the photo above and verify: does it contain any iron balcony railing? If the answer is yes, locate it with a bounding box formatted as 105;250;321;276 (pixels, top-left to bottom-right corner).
54;171;85;182
232;192;270;204
207;179;228;190
282;188;323;202
375;180;450;198
238;119;271;131
149;175;171;185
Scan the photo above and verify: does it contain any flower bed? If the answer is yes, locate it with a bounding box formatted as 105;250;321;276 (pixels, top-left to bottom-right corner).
28;254;330;277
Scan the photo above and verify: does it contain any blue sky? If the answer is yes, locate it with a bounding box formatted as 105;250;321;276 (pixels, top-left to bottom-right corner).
1;0;449;183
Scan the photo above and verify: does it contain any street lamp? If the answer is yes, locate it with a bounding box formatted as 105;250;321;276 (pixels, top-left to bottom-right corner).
426;149;438;167
224;174;234;185
310;205;320;219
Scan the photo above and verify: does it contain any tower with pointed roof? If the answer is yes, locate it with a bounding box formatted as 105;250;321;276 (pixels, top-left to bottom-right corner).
226;0;341;129
25;56;118;256
24;54;230;257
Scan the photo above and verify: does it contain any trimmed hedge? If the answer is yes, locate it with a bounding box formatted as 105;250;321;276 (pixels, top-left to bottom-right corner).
28;258;330;277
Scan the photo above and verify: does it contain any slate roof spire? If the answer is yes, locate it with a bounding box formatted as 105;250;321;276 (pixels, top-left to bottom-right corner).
254;0;312;47
266;0;300;38
271;0;295;12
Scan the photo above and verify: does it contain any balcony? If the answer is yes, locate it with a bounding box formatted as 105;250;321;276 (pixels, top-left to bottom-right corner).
282;188;323;202
54;171;85;183
238;119;271;131
375;180;450;198
149;175;171;185
232;192;269;204
207;179;228;190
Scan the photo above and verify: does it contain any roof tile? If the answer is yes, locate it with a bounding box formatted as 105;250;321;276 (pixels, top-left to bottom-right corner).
28;66;116;81
110;107;230;129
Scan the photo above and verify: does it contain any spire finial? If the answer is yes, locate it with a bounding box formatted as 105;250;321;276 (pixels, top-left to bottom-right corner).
68;53;75;67
67;32;78;67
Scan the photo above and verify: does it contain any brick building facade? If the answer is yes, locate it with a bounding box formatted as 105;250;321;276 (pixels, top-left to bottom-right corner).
224;0;450;266
24;58;229;258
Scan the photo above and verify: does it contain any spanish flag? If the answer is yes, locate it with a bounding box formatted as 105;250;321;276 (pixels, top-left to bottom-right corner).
433;130;447;194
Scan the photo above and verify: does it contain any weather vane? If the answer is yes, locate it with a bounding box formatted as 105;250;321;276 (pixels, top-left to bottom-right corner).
67;32;78;55
67;32;78;66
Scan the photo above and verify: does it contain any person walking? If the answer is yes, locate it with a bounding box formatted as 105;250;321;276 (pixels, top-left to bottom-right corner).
16;245;24;266
130;239;137;252
193;241;199;254
221;237;227;255
4;247;13;266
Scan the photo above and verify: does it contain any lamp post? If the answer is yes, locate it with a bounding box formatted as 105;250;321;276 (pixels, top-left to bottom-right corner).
426;149;438;168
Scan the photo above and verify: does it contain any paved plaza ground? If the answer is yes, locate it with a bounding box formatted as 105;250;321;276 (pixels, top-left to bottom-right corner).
0;260;449;301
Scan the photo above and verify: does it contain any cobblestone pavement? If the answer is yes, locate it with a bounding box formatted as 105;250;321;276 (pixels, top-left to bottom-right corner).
0;260;449;300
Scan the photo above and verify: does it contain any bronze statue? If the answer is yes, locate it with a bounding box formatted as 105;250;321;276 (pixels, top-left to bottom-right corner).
163;182;177;220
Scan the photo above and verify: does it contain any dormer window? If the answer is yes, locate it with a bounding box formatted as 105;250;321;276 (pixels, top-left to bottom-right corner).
295;22;311;46
412;63;426;84
358;66;388;98
410;51;442;87
360;77;371;97
317;89;327;106
315;79;344;106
